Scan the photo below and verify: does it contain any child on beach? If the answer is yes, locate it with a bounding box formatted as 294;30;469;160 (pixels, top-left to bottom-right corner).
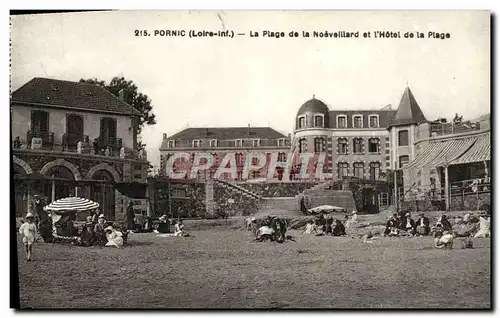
19;213;37;261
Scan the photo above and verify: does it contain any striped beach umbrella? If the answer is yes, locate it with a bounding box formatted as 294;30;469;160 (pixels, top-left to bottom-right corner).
43;197;99;213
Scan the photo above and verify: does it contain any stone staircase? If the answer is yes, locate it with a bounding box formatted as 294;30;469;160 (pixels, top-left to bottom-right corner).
301;179;334;194
305;190;357;212
255;196;303;218
213;179;261;200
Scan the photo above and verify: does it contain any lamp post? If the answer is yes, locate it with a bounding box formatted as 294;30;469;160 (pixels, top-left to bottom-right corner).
51;174;56;203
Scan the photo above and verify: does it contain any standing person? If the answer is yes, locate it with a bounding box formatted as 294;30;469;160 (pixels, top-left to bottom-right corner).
91;209;100;224
19;213;37;261
126;201;135;233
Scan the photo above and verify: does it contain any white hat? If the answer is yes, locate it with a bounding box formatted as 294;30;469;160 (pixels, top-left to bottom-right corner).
99;214;105;219
352;211;357;214
405;212;410;217
26;212;34;218
104;226;114;231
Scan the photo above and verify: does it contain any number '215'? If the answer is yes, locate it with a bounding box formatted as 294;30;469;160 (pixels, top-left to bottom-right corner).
135;30;150;36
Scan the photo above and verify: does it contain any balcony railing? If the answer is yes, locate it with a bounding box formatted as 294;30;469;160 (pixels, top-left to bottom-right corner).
96;136;123;151
62;133;89;150
26;131;55;150
12;134;146;161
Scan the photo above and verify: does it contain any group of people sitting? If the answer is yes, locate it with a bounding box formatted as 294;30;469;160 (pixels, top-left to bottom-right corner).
155;215;189;237
383;204;491;241
77;212;127;248
383;211;434;237
303;213;347;236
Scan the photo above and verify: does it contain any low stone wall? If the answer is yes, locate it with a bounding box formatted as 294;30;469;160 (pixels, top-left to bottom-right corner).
213;182;260;218
235;182;318;197
450;192;491;211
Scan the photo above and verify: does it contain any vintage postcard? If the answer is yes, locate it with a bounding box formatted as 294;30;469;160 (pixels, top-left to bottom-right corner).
10;10;491;309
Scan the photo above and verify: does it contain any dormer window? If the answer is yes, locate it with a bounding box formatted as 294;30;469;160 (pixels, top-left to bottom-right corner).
337;115;347;128
210;139;218;147
369;115;379;128
252;139;260;147
353;115;363;128
167;140;175;148
314;114;324;127
277;138;286;147
235;139;243;147
298;116;306;129
192;140;201;148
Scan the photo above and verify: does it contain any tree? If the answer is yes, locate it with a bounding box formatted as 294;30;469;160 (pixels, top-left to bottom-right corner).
80;76;157;137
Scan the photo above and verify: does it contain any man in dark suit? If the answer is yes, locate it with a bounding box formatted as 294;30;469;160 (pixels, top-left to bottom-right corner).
416;213;430;236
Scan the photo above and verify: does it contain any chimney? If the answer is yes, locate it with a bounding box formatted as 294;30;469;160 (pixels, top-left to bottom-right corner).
118;89;126;101
163;133;167;140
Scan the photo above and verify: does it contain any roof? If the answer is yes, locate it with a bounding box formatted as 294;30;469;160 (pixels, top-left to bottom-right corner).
328;110;397;128
388;86;427;128
404;130;490;170
11;77;142;116
297;97;329;116
165;127;288;142
448;133;490;165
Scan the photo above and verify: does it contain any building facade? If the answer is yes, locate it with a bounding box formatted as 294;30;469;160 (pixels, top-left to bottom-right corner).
292;96;397;181
12;77;149;220
159;126;291;180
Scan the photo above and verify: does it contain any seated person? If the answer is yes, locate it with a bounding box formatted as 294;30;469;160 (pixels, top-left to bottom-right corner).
404;213;416;236
302;220;317;235
156;215;170;233
174;220;186;237
79;223;96;247
325;217;334;234
332;219;346;236
104;226;124;248
94;214;107;246
415;213;430;236
384;216;398;236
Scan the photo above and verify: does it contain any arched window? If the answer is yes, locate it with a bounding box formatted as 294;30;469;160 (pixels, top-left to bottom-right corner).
338;162;349;179
298;139;307;153
298;116;306;129
368;138;380;153
369;162;381;180
353;138;363;154
399;155;409;169
353;162;364;179
314;137;325;153
314;115;324;127
337;138;348;154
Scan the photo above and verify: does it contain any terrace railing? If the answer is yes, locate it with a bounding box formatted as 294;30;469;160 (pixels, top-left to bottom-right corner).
62;133;88;150
26;131;55;150
449;177;491;197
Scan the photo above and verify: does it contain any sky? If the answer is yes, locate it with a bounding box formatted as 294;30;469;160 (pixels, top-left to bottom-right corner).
10;11;490;170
